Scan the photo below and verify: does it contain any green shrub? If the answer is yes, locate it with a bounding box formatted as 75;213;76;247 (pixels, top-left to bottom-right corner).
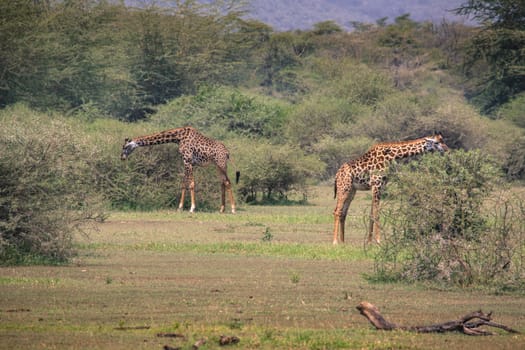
502;135;525;181
235;141;325;203
312;135;372;178
354;91;425;141
152;85;290;140
285;95;359;150
497;93;525;128
353;93;489;151
0;106;105;265
312;58;395;106
374;150;525;290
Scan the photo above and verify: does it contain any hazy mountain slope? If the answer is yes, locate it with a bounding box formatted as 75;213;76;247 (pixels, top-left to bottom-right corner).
245;0;469;31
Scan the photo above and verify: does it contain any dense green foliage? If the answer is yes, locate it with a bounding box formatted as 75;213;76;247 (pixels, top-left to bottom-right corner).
375;151;525;290
0;0;255;119
0;107;105;264
152;86;290;139
455;0;525;113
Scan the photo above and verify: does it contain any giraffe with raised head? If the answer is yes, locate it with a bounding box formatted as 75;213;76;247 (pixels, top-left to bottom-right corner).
121;126;239;213
332;133;448;245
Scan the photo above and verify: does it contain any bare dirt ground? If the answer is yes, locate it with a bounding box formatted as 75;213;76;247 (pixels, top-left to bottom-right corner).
1;187;524;349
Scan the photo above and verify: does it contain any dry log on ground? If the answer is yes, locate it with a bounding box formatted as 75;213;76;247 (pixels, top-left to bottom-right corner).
356;301;520;336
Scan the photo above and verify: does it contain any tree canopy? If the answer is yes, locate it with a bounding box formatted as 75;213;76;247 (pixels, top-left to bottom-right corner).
456;0;525;112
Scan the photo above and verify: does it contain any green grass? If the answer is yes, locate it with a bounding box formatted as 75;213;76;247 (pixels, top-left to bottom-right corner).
77;241;371;261
108;207;334;224
1;186;524;350
0;276;61;286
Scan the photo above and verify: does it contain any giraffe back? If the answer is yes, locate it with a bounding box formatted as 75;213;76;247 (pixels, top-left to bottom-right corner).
179;128;230;168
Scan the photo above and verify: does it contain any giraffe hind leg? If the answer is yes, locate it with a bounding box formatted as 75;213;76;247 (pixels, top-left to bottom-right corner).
333;188;356;245
333;194;345;245
181;164;196;213
189;179;196;213
218;167;235;214
220;181;236;214
227;183;236;214
178;186;186;211
220;182;226;213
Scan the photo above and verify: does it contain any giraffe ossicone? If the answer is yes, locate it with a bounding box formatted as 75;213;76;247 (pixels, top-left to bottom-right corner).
332;133;448;245
121;126;238;213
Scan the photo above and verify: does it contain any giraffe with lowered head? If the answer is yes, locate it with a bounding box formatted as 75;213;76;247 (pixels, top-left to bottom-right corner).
121;126;239;213
333;132;448;245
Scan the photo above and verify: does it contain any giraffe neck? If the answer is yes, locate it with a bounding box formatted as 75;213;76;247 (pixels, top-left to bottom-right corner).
133;128;189;147
355;138;428;171
381;138;428;161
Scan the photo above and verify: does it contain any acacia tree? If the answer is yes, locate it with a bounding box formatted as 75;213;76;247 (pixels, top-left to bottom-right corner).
0;1;130;114
0;0;48;107
121;0;261;120
455;0;525;113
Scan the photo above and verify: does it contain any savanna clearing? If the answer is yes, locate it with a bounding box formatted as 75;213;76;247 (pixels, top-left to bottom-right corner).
1;186;524;350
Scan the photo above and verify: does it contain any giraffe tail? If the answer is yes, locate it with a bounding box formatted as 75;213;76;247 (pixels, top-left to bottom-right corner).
334;180;337;199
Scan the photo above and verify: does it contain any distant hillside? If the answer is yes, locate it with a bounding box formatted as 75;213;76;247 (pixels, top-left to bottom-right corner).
245;0;471;31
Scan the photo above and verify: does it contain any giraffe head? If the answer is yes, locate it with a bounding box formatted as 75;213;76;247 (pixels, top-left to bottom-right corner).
424;132;448;154
121;138;139;160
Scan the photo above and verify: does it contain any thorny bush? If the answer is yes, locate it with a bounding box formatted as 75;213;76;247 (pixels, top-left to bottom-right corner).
374;150;525;291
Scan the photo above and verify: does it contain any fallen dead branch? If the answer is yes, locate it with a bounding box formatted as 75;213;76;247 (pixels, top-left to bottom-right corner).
356;301;520;336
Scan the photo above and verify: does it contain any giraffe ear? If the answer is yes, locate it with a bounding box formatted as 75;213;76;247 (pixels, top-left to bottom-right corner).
125;138;131;143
